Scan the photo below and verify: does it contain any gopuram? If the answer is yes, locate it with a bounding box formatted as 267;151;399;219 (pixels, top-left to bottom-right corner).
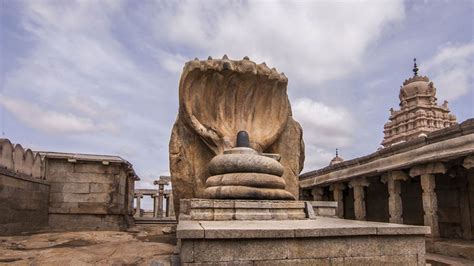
173;56;430;265
300;60;474;262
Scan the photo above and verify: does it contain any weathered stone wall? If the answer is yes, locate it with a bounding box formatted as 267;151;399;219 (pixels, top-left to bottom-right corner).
0;139;44;179
0;169;50;235
45;158;133;230
1;139;49;235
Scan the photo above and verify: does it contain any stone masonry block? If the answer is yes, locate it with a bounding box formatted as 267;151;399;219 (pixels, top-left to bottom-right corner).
193;239;289;262
74;163;120;174
254;258;330;266
288;237;351;259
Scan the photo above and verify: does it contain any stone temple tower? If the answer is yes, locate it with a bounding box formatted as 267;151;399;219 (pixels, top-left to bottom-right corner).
381;59;457;147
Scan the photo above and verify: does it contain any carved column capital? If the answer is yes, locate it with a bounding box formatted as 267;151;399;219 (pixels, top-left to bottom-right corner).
409;162;446;177
348;177;370;188
310;187;324;201
381;170;408;183
329;183;346;191
463;155;474;169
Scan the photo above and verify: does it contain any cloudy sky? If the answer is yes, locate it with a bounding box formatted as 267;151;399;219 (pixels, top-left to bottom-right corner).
1;0;473;199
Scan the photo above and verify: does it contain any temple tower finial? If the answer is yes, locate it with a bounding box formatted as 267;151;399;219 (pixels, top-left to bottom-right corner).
413;58;419;76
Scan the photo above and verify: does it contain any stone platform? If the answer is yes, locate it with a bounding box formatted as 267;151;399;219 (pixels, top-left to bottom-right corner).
177;217;430;265
179;199;337;221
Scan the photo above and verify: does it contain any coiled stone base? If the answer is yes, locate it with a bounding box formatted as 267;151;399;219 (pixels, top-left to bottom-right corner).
206;173;286;189
204;185;295;200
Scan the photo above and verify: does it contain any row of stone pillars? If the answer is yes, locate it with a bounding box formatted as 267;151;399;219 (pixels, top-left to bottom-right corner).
134;190;174;218
311;162;448;237
134;176;174;218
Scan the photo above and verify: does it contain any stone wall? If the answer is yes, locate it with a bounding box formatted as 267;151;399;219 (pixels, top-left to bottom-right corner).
0;169;50;235
1;138;138;233
0;139;44;179
0;139;49;235
45;158;134;230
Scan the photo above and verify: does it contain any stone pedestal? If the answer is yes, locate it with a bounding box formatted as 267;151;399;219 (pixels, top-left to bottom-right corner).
178;215;429;265
177;199;429;265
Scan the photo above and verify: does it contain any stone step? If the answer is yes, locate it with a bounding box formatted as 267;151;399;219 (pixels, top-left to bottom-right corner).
426;252;474;265
134;218;177;225
427;238;474;261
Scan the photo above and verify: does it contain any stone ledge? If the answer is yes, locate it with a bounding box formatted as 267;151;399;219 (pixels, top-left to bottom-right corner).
0;167;49;185
177;217;430;240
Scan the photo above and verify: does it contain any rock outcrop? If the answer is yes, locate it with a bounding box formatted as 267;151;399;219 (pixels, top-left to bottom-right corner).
169;56;305;214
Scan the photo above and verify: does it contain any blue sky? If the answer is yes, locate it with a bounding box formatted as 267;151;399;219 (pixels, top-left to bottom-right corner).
1;0;473;201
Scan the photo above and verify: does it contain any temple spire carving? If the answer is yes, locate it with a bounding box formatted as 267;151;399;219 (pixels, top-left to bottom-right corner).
381;59;457;147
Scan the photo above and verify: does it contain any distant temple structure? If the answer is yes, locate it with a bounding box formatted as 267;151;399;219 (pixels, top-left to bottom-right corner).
329;149;344;166
382;59;457;147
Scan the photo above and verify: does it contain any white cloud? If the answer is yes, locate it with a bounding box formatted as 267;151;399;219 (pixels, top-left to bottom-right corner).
293;97;355;149
424;43;474;101
0;95;118;134
146;0;405;85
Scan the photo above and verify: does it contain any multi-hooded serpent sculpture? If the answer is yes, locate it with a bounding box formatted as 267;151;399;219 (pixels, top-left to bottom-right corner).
169;55;305;214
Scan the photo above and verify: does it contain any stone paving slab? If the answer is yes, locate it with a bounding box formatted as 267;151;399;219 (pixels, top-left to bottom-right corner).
177;217;430;239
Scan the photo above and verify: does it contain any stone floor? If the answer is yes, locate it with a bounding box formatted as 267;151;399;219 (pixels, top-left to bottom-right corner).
0;224;176;265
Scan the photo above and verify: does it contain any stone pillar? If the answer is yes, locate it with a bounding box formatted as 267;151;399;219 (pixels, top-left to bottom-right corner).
154;177;170;218
410;163;445;238
349;178;369;221
459;172;472;240
165;193;170;217
421;174;439;237
461;157;474;240
134;193;143;217
156;192;164;218
382;171;408;224
329;183;346;219
168;191;175;218
310;187;324;201
152;194;160;218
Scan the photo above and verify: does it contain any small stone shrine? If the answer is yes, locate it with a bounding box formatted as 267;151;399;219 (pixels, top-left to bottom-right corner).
174;56;430;265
